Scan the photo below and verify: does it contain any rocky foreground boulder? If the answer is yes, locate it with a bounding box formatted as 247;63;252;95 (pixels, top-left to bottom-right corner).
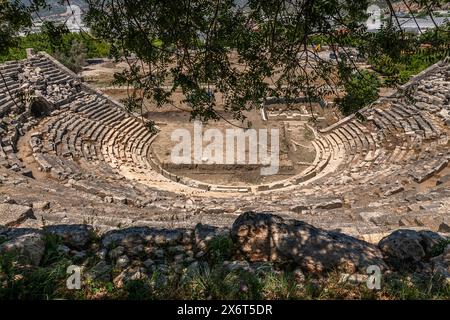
378;229;445;270
0;203;35;228
231;212;386;273
0;229;45;265
0;211;448;288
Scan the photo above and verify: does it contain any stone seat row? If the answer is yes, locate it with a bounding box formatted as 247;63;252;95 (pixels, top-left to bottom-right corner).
306;101;449;192
28;57;74;85
0;61;22;77
321;119;379;169
35;96;160;184
367;104;440;140
0;69;22;117
310;140;449;199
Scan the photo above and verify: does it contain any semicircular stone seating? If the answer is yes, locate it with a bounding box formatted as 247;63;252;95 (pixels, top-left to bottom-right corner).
313;63;450;191
1;50;450;238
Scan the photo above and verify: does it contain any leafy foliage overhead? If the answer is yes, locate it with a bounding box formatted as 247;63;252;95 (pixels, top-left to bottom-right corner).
0;0;43;55
84;0;373;123
1;1;450;123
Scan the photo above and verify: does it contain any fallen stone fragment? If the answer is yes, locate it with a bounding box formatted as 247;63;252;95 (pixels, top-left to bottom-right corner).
289;199;343;212
32;201;50;211
0;229;45;266
378;229;445;270
0;203;35;227
312;199;343;210
383;185;404;197
412;159;449;183
44;224;94;249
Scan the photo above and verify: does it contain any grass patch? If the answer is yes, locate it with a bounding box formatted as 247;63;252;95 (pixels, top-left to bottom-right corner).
0;244;449;300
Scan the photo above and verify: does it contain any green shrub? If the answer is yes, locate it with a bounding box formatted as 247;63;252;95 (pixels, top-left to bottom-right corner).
337;70;380;115
207;235;234;264
0;32;110;64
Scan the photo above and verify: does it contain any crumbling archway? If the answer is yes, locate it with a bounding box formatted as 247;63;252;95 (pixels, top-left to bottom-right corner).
29;97;53;118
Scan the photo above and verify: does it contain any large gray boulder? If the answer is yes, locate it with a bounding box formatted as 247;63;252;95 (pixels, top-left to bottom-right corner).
378;229;445;270
231;212;386;273
0;229;45;266
101;227;151;248
44;224;94;249
0;204;35;227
